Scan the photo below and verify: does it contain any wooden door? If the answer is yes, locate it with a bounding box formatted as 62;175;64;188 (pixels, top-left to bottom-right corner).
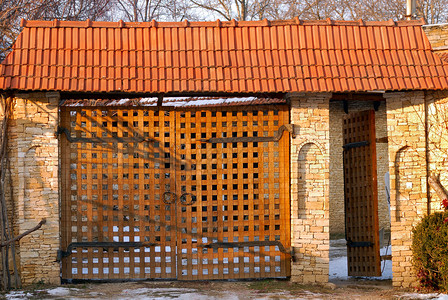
343;110;381;277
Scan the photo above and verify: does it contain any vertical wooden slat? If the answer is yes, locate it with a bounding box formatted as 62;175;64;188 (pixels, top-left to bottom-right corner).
60;108;69;279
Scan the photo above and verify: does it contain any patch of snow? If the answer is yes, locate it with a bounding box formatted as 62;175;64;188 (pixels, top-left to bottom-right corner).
330;245;392;280
118;287;235;300
121;287;153;295
88;291;105;297
176;293;233;300
46;287;74;296
248;294;298;300
400;293;444;299
6;291;32;299
121;287;198;295
115;98;131;105
329;255;349;280
159;96;261;107
163;97;192;101
139;97;158;105
224;97;258;103
164;101;192;107
183;99;223;106
332;239;347;244
139;97;159;103
437;295;448;300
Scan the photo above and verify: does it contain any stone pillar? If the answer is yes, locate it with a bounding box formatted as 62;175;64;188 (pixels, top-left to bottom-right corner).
290;92;331;284
385;91;427;288
9;92;60;285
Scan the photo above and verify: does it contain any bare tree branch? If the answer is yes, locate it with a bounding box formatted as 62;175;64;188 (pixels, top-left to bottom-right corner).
0;219;46;248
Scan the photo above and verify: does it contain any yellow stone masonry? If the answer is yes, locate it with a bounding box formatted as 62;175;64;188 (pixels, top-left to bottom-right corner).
290;92;330;284
8;92;60;285
423;24;448;52
385;91;428;288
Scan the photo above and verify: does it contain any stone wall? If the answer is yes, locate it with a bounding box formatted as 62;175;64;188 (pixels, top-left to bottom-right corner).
385;91;428;288
423;24;448;53
3;89;441;288
8;92;60;285
290;92;330;284
329;100;390;237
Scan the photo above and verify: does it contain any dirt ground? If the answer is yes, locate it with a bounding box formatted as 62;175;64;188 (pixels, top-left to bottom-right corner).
2;279;445;300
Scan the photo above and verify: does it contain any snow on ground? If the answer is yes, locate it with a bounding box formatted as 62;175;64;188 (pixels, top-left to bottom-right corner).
46;287;76;296
118;292;238;300
8;238;448;299
399;293;448;299
119;287;212;300
5;291;32;299
117;287;286;300
329;240;392;280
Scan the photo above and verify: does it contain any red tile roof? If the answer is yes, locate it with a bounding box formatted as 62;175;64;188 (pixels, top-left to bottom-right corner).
0;18;447;94
437;52;448;63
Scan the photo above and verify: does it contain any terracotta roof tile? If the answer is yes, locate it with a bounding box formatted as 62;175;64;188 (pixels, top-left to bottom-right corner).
0;18;446;94
437;52;448;63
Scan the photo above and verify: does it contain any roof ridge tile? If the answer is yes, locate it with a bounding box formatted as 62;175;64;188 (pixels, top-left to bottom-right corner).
20;18;426;29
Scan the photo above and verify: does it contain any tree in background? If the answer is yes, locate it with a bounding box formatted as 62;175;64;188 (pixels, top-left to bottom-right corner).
115;0;193;22
115;0;164;21
0;0;112;59
188;0;272;21
33;0;112;20
417;0;448;24
186;0;448;23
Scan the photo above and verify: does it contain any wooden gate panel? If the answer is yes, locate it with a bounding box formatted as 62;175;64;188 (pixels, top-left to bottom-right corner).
61;104;291;281
61;108;177;280
175;106;291;280
343;110;381;277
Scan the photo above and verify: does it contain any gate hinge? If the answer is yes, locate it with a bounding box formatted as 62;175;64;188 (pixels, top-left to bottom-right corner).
342;140;369;150
346;240;374;248
56;126;69;139
202;240;293;256
56;126;153;144
56;242;158;262
200;124;296;143
376;136;388;143
56;249;70;262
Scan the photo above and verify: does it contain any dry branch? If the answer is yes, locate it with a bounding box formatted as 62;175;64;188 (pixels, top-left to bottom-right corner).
428;175;448;201
0;219;46;248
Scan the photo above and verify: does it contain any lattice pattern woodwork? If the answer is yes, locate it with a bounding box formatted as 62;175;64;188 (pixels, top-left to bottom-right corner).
343;110;381;277
60;104;290;281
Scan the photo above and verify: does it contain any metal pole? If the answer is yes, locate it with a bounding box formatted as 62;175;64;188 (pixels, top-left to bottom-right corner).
406;0;416;20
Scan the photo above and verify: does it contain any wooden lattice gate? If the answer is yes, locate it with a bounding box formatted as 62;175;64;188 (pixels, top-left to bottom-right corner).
343;110;381;277
59;104;291;281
